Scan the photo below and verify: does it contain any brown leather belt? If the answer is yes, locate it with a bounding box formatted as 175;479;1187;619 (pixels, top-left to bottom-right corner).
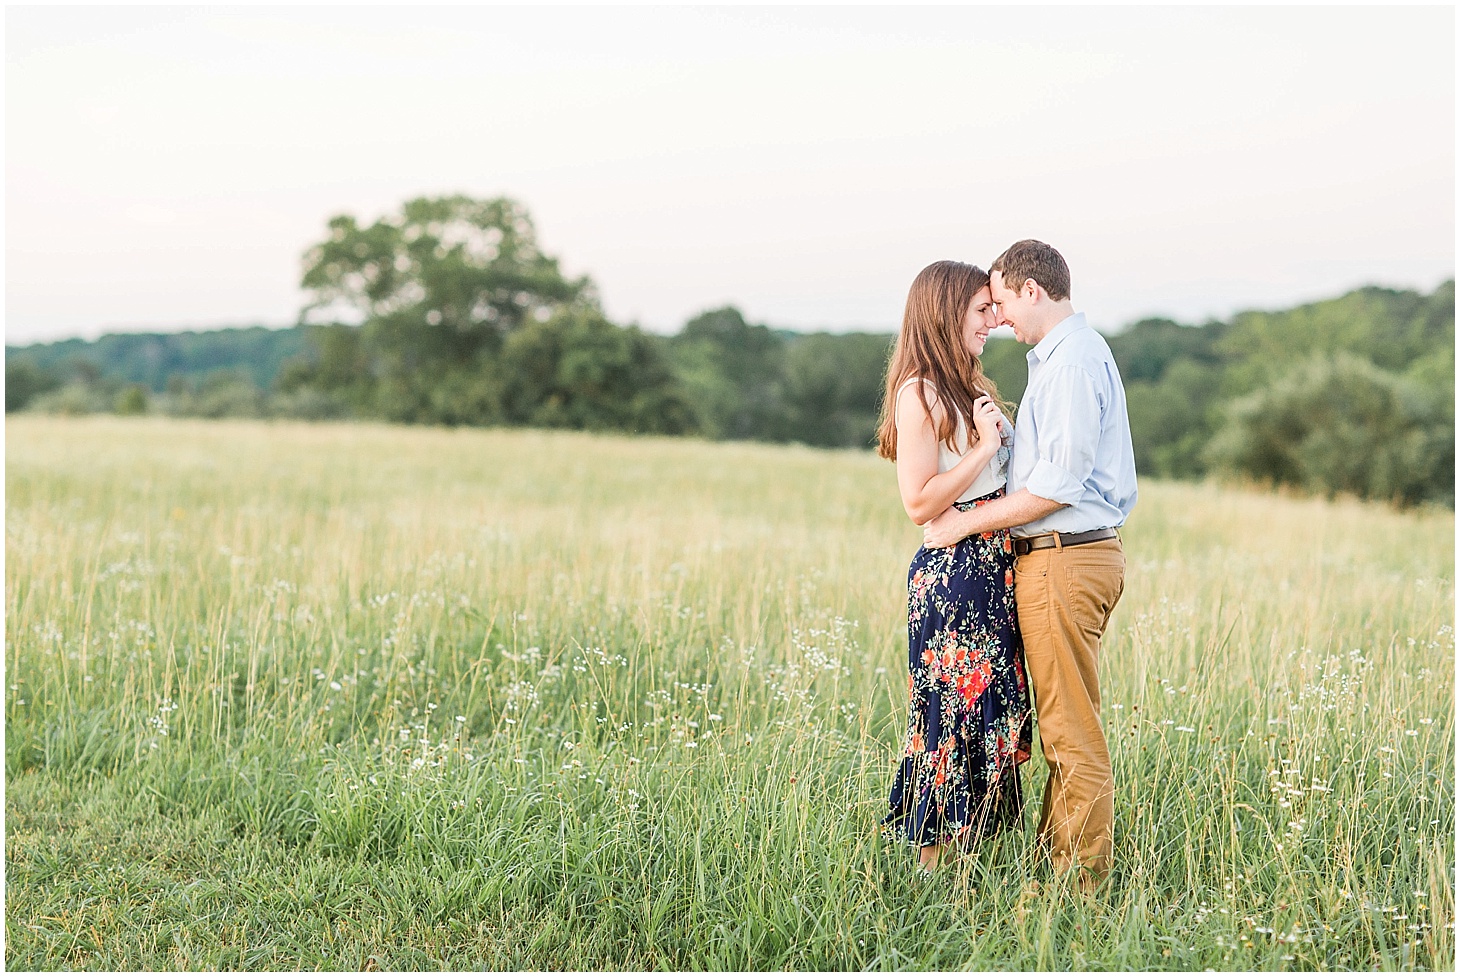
1012;527;1119;556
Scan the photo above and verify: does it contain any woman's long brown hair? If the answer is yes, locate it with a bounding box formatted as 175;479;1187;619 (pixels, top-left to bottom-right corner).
875;260;1007;461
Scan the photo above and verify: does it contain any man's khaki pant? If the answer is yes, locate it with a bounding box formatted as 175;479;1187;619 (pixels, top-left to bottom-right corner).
1014;536;1124;878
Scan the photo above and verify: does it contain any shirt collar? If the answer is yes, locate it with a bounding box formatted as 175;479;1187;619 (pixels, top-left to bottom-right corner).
1028;312;1087;364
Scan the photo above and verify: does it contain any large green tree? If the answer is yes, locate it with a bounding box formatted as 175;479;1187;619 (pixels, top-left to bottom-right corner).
301;195;589;341
295;195;593;421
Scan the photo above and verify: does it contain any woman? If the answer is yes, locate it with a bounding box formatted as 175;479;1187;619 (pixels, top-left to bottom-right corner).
875;260;1033;872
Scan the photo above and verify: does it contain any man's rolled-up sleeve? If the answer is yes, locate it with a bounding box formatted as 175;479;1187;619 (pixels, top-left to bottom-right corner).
1025;365;1101;506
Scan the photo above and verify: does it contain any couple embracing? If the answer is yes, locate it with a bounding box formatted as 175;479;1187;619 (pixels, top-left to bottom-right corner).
877;240;1138;889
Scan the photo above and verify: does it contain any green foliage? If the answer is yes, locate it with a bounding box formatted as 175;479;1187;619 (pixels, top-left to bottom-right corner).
668;307;789;440
1217;283;1454;395
5;326;309;394
1125;359;1224;479
663;311;896;449
284;195;697;434
300;195;590;370
1104;283;1454;503
1206;353;1454;507
1195;283;1455;504
114;385;149;416
497;306;695;435
268;387;355;422
976;336;1029;407
275;324;376;415
780;332;892;448
191;372;267;420
5;356;60;412
1107;317;1226;385
26;383;113;416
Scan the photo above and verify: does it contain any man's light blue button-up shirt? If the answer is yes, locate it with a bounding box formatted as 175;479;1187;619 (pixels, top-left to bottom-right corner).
1006;312;1138;537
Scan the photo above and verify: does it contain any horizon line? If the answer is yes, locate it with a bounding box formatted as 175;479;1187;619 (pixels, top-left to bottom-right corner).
6;276;1453;351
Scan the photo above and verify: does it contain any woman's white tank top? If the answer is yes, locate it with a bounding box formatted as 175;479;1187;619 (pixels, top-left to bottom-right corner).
896;377;1012;503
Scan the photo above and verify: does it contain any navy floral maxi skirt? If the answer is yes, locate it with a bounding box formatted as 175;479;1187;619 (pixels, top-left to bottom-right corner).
883;490;1033;849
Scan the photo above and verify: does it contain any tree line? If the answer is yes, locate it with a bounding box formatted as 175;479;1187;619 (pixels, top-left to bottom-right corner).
7;195;1453;507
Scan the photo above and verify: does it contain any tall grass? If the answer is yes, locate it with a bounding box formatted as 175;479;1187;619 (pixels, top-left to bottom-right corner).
6;415;1453;970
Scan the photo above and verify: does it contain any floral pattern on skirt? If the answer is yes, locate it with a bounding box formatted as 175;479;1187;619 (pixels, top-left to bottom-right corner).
882;489;1033;849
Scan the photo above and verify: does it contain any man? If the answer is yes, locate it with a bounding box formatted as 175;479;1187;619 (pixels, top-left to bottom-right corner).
922;239;1137;887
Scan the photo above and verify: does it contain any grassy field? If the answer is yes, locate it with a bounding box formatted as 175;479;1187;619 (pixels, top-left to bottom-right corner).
5;415;1454;970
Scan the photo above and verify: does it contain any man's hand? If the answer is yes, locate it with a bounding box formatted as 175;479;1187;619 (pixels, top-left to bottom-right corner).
922;506;972;549
922;490;1065;549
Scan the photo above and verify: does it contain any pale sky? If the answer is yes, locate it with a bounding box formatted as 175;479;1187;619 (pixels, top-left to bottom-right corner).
6;5;1455;344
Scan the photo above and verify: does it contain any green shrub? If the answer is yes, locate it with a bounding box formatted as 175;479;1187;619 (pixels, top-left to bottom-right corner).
28;382;112;416
1206;353;1452;506
114;385;149;416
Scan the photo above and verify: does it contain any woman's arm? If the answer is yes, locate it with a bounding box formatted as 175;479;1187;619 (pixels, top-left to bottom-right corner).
894;384;999;526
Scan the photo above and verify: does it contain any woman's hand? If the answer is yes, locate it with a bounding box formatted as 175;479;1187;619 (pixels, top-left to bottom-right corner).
894;383;1003;526
922;506;969;549
971;396;1002;445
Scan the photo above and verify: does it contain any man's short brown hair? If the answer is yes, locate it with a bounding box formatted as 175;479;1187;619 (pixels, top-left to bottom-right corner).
990;239;1071;301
